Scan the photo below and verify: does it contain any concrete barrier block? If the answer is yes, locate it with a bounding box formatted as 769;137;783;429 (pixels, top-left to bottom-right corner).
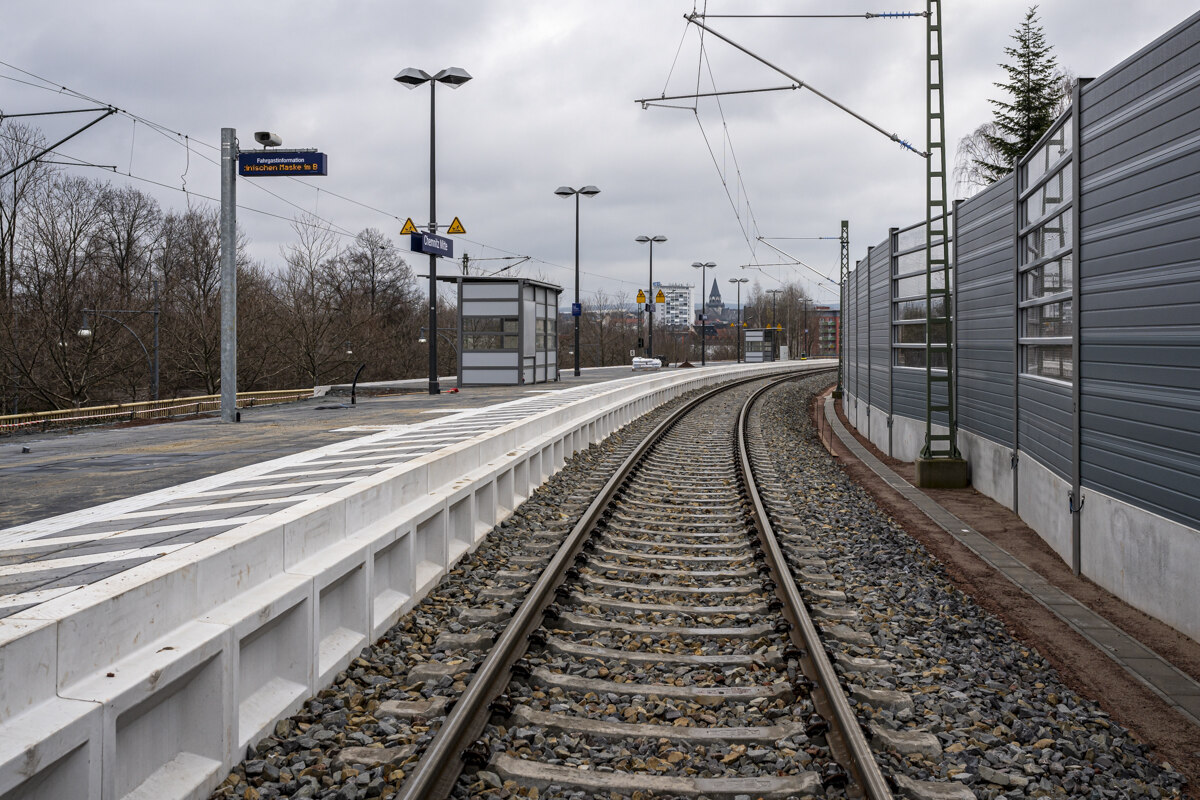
497;467;515;517
410;501;449;600
63;620;233;800
335;475;394;537
0;618;57;724
0;697;101;799
17;521;285;689
446;491;474;565
281;497;348;569
199;573;314;753
290;543;370;688
473;479;496;541
368;526;414;640
425;440;482;490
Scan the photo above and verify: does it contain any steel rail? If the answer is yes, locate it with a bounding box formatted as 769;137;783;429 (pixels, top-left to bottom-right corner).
395;366;820;800
736;379;894;800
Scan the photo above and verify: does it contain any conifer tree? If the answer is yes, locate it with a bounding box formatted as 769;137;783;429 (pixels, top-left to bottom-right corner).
974;6;1065;183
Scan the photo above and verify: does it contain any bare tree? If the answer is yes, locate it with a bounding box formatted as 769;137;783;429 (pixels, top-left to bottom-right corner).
274;214;348;386
9;175;115;407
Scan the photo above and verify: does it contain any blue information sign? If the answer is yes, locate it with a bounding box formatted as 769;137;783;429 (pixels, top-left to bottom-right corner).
238;151;327;177
571;303;581;317
410;232;453;258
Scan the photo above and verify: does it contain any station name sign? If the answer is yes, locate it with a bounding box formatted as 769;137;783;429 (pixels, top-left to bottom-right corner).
238;151;328;177
410;232;453;258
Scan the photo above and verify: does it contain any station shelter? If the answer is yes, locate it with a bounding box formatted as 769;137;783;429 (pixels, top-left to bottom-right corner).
453;276;562;386
743;328;778;363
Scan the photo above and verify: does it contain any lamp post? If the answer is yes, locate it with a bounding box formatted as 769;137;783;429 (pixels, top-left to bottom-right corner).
395;66;472;395
555;185;600;376
691;261;716;366
78;281;160;400
635;235;667;358
728;277;748;363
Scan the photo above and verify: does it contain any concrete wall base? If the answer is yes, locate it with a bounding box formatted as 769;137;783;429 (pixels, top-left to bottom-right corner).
842;410;1200;646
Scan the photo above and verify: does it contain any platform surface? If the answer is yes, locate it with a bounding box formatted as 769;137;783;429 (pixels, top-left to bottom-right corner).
0;365;718;618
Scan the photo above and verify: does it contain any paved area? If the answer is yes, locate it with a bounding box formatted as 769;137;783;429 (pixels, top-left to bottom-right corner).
824;396;1200;728
0;366;680;618
0;366;641;529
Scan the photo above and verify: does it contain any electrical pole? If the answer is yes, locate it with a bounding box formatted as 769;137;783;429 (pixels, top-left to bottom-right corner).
220;127;237;423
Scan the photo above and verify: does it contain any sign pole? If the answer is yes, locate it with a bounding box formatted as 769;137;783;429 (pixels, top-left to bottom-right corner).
220;127;238;423
427;80;440;394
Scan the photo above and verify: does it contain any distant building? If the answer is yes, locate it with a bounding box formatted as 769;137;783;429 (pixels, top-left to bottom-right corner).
655;282;694;329
812;304;840;357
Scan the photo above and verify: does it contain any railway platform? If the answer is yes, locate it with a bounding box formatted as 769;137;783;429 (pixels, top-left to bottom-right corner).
0;360;819;800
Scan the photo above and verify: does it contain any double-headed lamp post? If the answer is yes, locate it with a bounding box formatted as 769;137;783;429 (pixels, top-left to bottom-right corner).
555;185;600;376
691;261;716;366
635;235;667;358
395;66;472;395
728;277;748;363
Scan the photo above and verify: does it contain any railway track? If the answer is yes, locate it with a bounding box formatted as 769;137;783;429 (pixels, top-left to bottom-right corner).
395;371;887;800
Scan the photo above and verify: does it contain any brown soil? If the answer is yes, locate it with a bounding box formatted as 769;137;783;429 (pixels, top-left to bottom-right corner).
811;385;1200;798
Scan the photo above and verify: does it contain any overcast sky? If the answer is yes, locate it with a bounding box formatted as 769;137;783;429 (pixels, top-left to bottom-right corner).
2;1;1195;308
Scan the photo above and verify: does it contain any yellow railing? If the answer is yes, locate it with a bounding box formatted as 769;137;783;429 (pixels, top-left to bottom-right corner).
0;389;314;435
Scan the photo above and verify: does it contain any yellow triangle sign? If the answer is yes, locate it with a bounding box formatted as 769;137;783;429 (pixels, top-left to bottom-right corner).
636;290;646;303
447;217;466;234
400;218;418;235
655;289;665;303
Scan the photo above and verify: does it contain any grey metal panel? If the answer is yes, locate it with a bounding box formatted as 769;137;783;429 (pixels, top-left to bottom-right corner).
847;265;859;399
869;243;890;412
857;260;869;407
461;369;519;386
463;283;519;299
1018;377;1072;479
462;352;519;368
462;300;518;317
1078;14;1200;123
1076;15;1200;527
891;368;944;422
955;174;1016;446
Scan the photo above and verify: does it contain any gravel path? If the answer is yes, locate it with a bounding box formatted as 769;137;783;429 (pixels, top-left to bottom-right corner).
754;377;1187;800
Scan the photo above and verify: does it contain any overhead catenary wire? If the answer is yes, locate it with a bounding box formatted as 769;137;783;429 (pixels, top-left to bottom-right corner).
684;14;928;157
0;60;646;293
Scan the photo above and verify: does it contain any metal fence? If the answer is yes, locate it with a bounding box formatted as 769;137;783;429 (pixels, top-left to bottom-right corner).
0;389;314;435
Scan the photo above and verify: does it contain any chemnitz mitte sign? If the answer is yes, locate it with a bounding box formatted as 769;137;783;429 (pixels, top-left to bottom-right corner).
410;232;453;258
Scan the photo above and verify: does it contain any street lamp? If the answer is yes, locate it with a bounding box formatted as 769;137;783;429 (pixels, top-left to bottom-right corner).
555;185;600;376
728;277;749;363
395;66;472;395
691;261;716;366
635;235;667;358
78;282;161;400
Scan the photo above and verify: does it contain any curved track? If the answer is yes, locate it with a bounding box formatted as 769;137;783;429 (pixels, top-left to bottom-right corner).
397;371;888;800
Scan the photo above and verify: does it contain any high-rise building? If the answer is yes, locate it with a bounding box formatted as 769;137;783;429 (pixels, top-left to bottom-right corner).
655;283;694;329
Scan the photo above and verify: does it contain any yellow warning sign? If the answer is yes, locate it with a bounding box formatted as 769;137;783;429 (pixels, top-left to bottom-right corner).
655;290;665;303
447;217;466;234
400;218;419;235
636;290;647;303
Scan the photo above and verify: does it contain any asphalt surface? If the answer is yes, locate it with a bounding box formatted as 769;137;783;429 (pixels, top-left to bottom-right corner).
0;366;643;530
